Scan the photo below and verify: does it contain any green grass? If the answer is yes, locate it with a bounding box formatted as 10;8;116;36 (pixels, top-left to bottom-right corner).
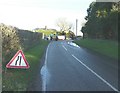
36;29;56;36
2;40;49;91
74;39;118;60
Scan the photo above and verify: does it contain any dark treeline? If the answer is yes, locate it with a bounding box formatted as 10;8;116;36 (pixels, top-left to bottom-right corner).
81;2;119;41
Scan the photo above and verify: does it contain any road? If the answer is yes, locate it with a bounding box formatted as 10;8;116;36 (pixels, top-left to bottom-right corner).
41;40;118;91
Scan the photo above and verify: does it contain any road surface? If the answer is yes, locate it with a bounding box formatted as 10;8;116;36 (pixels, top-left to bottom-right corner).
41;40;118;91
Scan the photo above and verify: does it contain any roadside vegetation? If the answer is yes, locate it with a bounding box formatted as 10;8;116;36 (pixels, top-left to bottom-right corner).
1;23;49;91
74;39;118;60
2;40;49;91
74;2;119;60
1;23;42;65
81;2;119;40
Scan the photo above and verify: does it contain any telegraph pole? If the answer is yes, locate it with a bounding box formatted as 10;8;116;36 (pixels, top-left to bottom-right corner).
76;19;78;36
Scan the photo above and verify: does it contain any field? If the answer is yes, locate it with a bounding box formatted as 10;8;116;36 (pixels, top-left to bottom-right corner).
36;29;56;36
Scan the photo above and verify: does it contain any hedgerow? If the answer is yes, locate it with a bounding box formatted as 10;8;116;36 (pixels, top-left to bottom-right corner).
0;23;42;70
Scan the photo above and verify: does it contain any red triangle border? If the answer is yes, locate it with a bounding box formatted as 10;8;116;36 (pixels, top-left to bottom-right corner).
6;50;30;69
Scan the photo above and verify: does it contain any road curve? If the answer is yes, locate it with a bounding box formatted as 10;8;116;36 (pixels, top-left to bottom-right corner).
41;40;118;91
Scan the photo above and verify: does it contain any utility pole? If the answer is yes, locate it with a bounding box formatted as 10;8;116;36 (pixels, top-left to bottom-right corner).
76;19;78;36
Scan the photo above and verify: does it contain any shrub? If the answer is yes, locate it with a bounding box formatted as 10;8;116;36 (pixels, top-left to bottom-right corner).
0;23;42;70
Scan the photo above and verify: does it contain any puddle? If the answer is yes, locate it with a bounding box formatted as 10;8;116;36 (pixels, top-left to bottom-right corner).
68;42;80;48
41;65;50;91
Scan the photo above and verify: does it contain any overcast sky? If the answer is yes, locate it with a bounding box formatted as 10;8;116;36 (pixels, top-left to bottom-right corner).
0;0;94;35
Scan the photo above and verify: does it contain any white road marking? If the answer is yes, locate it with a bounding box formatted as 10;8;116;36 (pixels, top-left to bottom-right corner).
62;45;67;51
45;43;51;65
42;42;51;91
72;54;119;92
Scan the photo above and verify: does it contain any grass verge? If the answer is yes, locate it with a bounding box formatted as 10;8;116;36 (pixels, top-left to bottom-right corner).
74;39;118;60
2;40;49;91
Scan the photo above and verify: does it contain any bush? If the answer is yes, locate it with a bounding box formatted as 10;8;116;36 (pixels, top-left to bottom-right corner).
0;23;42;70
1;24;21;65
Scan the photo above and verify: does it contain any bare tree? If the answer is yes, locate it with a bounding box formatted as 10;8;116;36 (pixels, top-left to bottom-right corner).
56;18;73;31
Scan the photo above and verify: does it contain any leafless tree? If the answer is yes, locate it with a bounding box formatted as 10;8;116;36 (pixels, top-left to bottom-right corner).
56;18;73;31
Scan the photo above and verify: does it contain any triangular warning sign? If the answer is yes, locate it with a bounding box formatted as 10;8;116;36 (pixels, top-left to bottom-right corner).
6;50;30;69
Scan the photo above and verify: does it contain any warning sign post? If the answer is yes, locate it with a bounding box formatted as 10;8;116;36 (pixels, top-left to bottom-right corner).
6;50;30;69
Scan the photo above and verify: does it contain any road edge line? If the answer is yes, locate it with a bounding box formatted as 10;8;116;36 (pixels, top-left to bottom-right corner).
42;42;51;92
72;54;119;92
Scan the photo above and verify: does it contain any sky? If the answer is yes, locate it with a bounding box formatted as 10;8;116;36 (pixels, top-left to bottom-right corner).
0;0;94;36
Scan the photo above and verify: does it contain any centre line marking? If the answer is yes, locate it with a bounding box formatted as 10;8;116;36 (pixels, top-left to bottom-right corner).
72;54;118;92
62;45;67;51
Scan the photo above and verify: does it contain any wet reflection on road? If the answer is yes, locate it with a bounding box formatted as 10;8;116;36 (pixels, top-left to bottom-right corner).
41;65;50;91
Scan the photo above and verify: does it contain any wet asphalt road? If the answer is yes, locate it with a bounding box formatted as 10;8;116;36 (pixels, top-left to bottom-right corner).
41;40;118;91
